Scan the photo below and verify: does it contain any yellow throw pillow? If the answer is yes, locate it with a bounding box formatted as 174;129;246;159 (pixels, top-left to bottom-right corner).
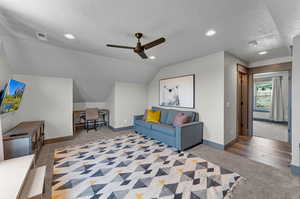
146;110;161;123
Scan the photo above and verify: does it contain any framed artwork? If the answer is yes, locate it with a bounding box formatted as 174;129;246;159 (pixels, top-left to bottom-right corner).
159;74;195;108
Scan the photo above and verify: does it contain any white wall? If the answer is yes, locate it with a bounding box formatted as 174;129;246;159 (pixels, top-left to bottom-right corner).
0;40;20;160
106;81;147;129
106;84;116;128
0;44;11;89
148;52;225;145
0;40;13;160
113;82;147;128
0;42;19;133
0;121;3;160
292;35;300;167
224;53;247;145
73;102;106;110
12;74;73;139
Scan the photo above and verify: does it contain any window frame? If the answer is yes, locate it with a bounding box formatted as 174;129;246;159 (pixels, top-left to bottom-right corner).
253;78;272;112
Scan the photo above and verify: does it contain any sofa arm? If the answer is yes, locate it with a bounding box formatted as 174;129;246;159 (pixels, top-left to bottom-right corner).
134;115;144;122
178;121;202;128
175;122;203;150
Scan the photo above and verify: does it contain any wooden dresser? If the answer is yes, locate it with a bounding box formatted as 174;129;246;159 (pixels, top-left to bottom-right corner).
3;121;45;160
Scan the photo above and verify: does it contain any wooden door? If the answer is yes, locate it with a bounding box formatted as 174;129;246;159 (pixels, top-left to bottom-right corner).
237;66;249;136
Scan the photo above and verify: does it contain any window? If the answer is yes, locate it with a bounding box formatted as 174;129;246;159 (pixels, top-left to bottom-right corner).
254;80;272;112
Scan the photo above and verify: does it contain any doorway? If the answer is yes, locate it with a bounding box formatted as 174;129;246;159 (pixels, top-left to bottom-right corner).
237;64;249;136
227;62;292;170
252;71;289;142
249;63;292;144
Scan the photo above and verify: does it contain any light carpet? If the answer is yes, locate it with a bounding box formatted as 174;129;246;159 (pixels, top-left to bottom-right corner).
253;120;288;142
52;134;245;199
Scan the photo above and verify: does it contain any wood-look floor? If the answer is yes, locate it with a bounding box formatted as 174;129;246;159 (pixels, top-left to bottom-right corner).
226;136;291;170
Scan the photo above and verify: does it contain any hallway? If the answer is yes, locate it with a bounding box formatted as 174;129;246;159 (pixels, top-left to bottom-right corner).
253;120;288;142
226;136;291;170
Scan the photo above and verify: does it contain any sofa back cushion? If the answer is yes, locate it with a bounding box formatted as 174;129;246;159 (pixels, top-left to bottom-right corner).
152;107;169;124
152;107;198;124
165;109;178;125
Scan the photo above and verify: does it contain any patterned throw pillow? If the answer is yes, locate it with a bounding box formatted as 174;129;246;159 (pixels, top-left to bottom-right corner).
173;113;190;126
146;110;161;123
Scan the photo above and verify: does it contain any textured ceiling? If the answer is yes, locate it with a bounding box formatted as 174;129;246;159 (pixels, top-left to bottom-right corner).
0;0;299;102
0;0;296;65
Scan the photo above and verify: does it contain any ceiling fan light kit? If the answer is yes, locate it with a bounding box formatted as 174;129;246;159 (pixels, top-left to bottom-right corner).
106;32;166;59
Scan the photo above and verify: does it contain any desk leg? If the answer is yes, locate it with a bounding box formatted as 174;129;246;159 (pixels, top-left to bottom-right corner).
107;111;110;127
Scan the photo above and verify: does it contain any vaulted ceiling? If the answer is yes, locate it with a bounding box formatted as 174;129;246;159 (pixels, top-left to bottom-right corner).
0;0;299;102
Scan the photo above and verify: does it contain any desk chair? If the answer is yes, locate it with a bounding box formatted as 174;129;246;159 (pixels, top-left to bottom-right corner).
85;108;99;132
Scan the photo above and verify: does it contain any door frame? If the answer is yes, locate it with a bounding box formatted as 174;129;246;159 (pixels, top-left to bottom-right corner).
248;62;292;143
236;64;250;136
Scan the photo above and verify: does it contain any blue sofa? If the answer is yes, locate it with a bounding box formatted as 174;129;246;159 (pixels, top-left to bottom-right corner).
134;107;203;151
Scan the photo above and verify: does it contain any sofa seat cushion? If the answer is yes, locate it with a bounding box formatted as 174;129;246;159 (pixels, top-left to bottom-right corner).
152;123;176;136
135;120;152;128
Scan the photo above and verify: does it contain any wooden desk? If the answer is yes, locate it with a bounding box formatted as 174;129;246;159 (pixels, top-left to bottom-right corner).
0;155;34;199
3;121;45;160
73;109;109;132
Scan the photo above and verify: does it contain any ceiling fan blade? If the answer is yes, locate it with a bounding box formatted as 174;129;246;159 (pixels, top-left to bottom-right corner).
136;51;148;59
106;44;135;49
142;37;166;50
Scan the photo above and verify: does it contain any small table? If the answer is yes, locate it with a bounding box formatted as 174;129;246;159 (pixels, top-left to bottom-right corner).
86;108;99;132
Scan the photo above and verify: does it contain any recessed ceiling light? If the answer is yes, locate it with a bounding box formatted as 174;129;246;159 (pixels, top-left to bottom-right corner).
149;56;156;60
258;51;268;55
64;33;75;40
205;29;216;37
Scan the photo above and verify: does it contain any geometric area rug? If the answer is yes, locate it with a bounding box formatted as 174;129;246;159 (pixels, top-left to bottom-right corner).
52;133;245;199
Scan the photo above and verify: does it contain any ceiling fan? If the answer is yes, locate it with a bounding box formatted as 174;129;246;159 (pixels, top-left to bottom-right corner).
106;33;166;59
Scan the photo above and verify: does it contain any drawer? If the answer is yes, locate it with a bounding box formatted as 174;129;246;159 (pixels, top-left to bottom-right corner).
19;166;46;199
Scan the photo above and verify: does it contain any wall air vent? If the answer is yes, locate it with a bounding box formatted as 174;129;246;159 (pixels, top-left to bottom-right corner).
36;32;48;41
